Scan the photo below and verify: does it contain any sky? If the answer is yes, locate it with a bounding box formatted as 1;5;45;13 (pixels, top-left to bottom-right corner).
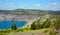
0;0;60;10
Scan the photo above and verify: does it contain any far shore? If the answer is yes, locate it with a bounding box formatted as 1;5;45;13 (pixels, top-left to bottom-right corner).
0;17;40;30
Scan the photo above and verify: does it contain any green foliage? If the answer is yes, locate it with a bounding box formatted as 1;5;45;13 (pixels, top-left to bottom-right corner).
54;16;60;29
30;21;37;30
11;23;17;30
42;19;51;28
30;16;52;30
0;33;8;35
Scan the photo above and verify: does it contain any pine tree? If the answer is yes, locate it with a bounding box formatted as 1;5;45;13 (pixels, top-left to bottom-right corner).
11;23;17;30
54;16;60;29
30;21;36;30
43;18;51;28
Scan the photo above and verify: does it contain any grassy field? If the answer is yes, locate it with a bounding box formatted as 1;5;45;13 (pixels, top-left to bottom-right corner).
0;28;59;35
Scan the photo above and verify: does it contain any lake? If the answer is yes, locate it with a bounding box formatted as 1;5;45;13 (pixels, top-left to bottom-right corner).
0;20;27;29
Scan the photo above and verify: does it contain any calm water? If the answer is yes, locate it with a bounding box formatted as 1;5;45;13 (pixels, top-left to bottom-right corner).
0;20;27;29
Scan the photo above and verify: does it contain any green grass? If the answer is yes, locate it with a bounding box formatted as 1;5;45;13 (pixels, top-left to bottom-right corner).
0;28;49;33
0;28;59;35
23;28;49;33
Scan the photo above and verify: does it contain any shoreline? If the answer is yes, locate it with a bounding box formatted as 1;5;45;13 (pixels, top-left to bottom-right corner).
22;17;40;28
0;14;48;30
0;17;40;30
0;16;41;30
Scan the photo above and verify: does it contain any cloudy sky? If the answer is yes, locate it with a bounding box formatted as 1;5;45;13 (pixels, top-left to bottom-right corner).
0;0;60;10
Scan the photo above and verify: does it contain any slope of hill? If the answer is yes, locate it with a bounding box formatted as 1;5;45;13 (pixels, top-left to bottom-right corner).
0;9;60;15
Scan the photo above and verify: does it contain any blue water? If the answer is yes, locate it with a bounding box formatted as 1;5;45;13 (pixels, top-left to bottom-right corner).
0;20;27;29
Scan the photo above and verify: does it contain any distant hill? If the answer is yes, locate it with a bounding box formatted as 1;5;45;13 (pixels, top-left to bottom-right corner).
0;9;60;15
47;10;60;15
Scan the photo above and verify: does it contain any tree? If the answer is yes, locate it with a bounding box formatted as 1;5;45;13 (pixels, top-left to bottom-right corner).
11;23;17;30
42;18;51;28
36;20;41;29
54;16;60;29
30;21;37;30
49;23;58;35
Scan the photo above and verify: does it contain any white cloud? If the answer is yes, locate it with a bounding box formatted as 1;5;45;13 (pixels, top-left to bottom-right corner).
33;4;41;9
10;5;14;8
45;2;60;10
19;4;27;9
53;2;57;5
34;4;40;7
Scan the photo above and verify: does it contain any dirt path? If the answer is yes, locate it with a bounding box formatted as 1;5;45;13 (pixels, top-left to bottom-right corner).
9;32;47;35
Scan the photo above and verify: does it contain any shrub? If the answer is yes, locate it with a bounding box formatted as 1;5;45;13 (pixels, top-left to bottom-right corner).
11;23;17;30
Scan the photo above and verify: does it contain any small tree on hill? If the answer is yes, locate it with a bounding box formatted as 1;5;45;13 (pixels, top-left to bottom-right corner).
11;23;17;30
42;18;51;28
30;21;36;30
54;16;60;29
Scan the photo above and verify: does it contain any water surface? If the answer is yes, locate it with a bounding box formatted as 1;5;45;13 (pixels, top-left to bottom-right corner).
0;20;27;29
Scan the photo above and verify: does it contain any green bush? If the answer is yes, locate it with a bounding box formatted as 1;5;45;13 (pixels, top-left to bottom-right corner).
30;18;52;30
30;21;37;30
11;23;17;30
54;16;60;29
